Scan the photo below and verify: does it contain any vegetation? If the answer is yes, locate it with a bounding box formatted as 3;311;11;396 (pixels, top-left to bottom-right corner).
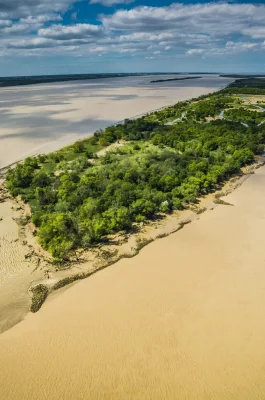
150;76;201;83
220;75;265;78
6;79;265;261
224;78;265;94
30;284;49;313
224;107;265;125
185;95;236;121
0;73;146;88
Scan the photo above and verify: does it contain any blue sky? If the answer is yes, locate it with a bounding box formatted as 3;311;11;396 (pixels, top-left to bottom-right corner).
0;1;264;76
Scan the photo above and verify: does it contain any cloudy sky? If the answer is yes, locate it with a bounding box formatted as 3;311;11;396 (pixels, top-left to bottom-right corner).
0;0;264;76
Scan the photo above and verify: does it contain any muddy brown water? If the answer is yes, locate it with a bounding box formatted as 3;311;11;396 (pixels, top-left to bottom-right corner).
0;74;233;168
1;167;265;399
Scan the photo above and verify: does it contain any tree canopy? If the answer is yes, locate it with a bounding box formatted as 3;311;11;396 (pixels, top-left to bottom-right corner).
6;79;265;260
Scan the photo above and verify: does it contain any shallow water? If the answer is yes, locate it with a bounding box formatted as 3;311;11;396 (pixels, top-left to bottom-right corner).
1;166;265;399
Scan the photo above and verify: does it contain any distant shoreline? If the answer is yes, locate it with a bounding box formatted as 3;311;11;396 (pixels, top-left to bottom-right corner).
0;73;147;88
150;76;202;83
0;73;191;88
0;73;219;89
220;74;265;78
0;75;231;169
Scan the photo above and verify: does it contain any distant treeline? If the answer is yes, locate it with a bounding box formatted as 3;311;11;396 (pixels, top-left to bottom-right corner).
224;78;265;94
0;73;147;88
150;76;202;83
220;74;265;79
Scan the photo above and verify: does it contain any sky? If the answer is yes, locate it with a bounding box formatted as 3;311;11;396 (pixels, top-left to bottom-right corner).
0;0;265;76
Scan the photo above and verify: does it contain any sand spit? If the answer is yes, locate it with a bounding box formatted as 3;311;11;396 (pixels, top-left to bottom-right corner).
0;74;233;168
1;164;265;399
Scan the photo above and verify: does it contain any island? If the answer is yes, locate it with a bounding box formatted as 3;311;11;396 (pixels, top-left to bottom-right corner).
5;78;265;265
150;76;202;83
0;73;147;88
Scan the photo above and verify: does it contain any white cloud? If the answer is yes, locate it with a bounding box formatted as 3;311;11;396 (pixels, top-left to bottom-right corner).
3;23;36;34
90;0;134;6
0;0;78;20
225;41;257;52
243;27;265;39
21;15;62;24
118;32;174;42
0;1;264;63
102;3;265;37
119;48;137;53
186;49;204;55
8;37;55;49
1;15;62;35
88;46;108;53
186;41;259;58
0;19;12;28
38;24;102;40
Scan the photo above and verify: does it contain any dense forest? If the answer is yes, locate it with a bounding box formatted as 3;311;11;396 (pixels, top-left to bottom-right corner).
224;78;265;95
6;78;265;260
224;107;265;125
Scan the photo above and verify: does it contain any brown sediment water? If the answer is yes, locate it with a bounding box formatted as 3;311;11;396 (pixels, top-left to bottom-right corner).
0;74;233;168
1;166;265;399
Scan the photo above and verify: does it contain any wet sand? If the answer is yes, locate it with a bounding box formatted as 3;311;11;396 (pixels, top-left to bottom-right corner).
0;74;232;168
1;166;265;399
0;199;44;332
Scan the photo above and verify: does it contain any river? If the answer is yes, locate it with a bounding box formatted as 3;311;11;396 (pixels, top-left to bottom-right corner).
0;74;233;168
1;165;265;399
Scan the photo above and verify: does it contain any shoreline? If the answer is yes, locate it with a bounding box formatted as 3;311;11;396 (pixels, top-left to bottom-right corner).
2;160;265;398
0;73;148;89
0;82;230;172
0;155;263;333
0;74;234;169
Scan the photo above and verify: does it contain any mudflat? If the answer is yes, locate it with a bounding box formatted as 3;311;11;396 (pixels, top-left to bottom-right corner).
0;74;232;168
1;165;265;399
